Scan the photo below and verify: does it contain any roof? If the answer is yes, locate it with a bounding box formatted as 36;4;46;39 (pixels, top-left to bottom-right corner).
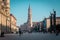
45;17;60;20
10;14;16;20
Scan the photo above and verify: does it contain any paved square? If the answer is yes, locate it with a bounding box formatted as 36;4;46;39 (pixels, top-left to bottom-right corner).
0;32;60;40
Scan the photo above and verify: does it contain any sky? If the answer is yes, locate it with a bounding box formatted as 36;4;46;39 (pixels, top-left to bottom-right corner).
10;0;60;26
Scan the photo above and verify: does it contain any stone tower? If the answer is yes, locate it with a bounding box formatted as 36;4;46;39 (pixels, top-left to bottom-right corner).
27;4;32;31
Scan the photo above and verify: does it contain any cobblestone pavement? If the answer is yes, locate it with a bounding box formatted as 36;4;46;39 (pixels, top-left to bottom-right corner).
0;32;60;40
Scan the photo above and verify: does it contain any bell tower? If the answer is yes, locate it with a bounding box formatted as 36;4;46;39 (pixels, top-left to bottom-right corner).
27;4;32;31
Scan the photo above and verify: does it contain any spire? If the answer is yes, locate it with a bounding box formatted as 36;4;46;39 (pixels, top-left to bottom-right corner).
28;0;30;8
29;4;30;8
28;4;31;10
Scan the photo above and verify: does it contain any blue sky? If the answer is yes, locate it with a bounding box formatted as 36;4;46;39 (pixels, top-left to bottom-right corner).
10;0;60;26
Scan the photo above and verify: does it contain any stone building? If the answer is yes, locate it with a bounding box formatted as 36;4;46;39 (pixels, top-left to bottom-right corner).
20;23;27;32
43;17;60;31
10;14;17;33
0;0;18;34
0;0;10;33
16;26;19;33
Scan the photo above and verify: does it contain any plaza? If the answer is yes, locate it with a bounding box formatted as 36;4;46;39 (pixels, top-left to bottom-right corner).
0;32;60;40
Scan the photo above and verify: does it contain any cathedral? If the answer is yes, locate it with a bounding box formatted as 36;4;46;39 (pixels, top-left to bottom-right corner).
20;4;40;32
20;4;33;32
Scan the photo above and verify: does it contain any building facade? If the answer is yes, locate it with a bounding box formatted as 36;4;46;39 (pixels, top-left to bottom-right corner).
20;23;27;32
10;14;17;33
43;17;60;31
0;0;18;34
0;0;11;33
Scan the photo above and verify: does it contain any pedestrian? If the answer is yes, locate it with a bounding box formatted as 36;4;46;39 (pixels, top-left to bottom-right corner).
19;30;22;36
0;32;4;37
56;30;59;36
